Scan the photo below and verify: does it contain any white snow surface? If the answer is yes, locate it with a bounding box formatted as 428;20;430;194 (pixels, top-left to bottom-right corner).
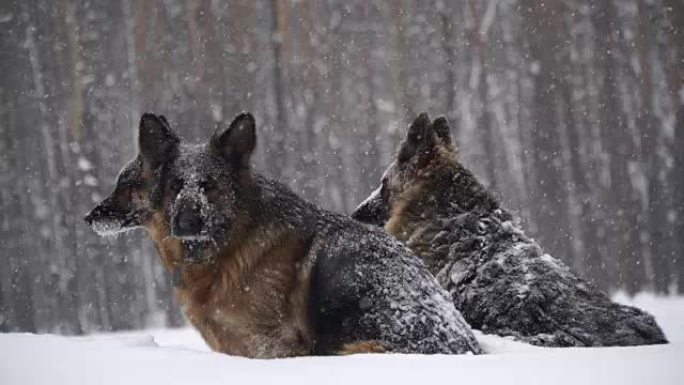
1;293;683;385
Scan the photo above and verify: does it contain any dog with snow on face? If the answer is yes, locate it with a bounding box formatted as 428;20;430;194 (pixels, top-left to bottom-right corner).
85;112;482;358
352;112;668;347
84;115;176;237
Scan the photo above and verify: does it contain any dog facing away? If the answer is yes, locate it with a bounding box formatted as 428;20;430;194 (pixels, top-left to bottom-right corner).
352;113;667;347
85;112;481;358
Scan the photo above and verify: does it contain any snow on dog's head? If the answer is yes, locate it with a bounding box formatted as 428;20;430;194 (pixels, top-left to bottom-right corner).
136;112;257;263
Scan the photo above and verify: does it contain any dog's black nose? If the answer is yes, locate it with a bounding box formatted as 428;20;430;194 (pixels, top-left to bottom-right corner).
84;211;94;225
84;207;99;225
174;205;203;237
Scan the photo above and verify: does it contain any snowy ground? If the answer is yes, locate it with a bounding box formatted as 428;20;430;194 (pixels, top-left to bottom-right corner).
1;293;683;385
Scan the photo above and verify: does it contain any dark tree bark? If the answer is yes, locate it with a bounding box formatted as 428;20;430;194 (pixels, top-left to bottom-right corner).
664;0;684;294
268;0;288;180
520;0;575;271
635;1;671;294
593;0;645;294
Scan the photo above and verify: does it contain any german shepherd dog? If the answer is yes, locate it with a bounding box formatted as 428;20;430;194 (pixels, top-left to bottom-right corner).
352;113;667;347
85;112;481;358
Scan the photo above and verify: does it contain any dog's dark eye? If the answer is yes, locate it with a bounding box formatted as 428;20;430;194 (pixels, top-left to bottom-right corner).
171;178;184;193
124;182;143;198
199;179;217;191
117;185;133;204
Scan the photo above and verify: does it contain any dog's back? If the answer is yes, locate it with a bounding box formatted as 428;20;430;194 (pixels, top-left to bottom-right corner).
416;206;666;346
307;208;480;354
353;113;667;347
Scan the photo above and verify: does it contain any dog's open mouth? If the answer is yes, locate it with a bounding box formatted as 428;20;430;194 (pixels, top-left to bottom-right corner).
91;219;125;236
90;214;140;237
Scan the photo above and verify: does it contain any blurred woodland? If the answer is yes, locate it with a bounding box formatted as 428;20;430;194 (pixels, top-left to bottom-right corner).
1;0;683;334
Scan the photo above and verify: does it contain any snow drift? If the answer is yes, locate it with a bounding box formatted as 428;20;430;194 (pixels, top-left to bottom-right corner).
1;293;682;385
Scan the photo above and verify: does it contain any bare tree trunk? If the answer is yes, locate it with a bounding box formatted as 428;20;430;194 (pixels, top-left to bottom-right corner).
268;0;288;180
664;0;684;293
635;1;671;293
594;0;645;294
468;0;497;190
520;0;575;270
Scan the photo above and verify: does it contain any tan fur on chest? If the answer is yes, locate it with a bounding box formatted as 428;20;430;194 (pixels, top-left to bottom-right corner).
147;216;315;358
385;183;428;241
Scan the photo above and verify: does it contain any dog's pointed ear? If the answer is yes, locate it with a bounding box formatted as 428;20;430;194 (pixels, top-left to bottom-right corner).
398;112;433;163
432;116;452;145
157;114;171;129
212;112;256;169
138;113;179;170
